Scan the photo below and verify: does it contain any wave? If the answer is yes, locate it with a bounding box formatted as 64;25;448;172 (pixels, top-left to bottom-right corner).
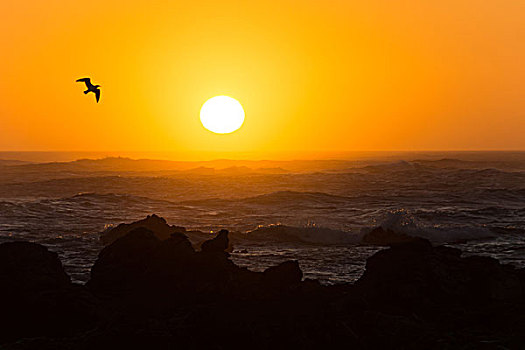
359;159;525;175
0;193;182;224
180;191;350;209
361;160;424;173
21;192;178;208
241;191;349;206
236;210;505;246
366;210;497;243
475;188;525;203
65;192;173;205
239;216;497;246
242;224;361;245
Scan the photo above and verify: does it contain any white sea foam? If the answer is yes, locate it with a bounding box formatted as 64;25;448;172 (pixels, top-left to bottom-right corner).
369;210;496;243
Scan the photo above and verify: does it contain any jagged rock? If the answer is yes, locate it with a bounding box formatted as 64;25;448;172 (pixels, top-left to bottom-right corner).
88;228;166;297
88;228;245;303
356;237;525;315
361;226;419;246
0;242;99;343
3;216;525;349
100;214;186;245
200;229;230;253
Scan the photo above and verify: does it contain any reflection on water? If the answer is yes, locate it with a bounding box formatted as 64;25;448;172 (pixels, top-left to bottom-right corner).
1;155;525;284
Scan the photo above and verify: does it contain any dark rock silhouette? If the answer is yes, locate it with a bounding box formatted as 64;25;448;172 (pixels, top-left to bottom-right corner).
200;228;230;253
0;242;99;343
89;227;252;305
2;216;525;349
360;226;419;246
263;260;302;286
357;237;525;308
100;214;186;245
0;241;70;288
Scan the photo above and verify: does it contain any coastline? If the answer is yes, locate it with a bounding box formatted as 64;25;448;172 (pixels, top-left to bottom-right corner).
1;217;525;348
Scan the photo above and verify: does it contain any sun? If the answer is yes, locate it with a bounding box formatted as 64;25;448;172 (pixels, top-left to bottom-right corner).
200;96;245;134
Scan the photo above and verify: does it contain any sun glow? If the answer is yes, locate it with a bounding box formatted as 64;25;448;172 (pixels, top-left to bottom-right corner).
200;96;245;134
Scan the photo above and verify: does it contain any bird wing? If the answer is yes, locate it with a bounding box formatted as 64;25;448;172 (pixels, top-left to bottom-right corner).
95;89;100;103
76;77;95;89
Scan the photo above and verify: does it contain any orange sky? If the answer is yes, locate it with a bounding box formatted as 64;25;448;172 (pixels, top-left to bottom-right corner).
1;0;523;157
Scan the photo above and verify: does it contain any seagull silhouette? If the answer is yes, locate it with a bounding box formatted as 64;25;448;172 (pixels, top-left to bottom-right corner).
76;78;101;103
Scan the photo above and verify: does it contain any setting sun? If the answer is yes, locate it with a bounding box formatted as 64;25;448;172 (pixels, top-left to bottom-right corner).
1;0;525;347
200;96;245;134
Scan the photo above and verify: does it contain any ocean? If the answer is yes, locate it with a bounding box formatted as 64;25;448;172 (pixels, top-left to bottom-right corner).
1;152;524;284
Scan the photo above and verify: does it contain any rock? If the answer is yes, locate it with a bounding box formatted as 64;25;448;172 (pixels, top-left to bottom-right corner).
4;216;525;349
200;229;230;253
356;237;525;316
263;260;303;286
88;227;166;298
0;241;71;290
0;242;99;343
361;226;420;246
88;227;243;303
100;214;186;245
88;225;314;307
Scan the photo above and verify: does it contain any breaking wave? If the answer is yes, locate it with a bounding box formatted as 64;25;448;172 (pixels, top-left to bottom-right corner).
366;210;497;243
243;224;360;245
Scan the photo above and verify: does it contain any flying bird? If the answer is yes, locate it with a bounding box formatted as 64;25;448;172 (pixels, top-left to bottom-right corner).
76;78;101;103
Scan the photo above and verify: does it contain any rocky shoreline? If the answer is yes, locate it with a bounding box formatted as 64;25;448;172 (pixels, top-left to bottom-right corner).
1;216;525;349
